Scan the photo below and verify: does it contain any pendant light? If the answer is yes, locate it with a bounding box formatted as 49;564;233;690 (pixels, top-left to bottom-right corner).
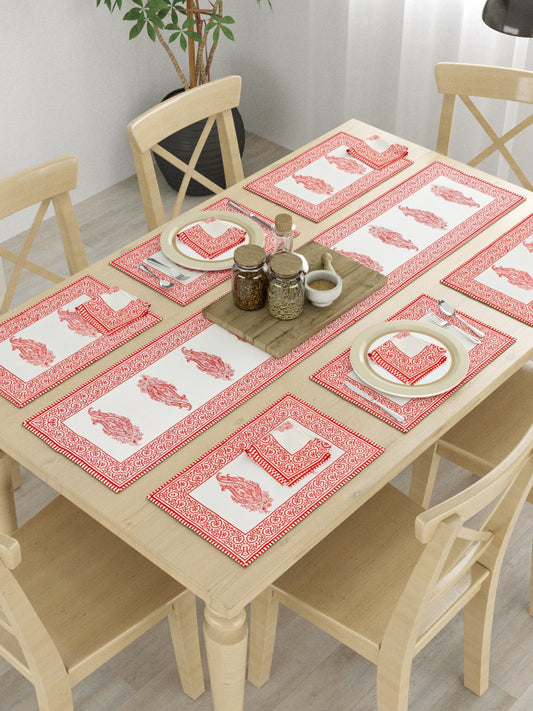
482;0;533;37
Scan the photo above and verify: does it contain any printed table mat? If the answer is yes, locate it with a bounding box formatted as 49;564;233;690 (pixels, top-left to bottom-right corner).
0;277;160;407
149;394;384;566
24;305;353;492
314;162;523;321
110;197;276;305
442;213;533;326
244;132;413;222
312;294;514;432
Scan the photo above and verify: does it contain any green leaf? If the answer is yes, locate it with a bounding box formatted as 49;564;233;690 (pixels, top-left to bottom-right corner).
147;22;156;41
184;29;201;41
129;19;145;39
123;8;142;20
213;26;220;43
180;34;187;51
168;32;179;42
220;25;234;40
182;18;195;28
220;16;235;25
131;0;143;6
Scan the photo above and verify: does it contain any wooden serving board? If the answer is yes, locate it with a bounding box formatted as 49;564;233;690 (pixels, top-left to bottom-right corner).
202;241;387;358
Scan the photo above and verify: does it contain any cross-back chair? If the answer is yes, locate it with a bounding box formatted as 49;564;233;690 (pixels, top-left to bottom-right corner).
409;361;533;615
127;75;245;231
0;154;88;315
0;495;204;710
435;62;533;190
248;422;533;711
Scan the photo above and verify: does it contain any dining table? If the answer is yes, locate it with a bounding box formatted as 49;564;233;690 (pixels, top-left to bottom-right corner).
0;118;532;711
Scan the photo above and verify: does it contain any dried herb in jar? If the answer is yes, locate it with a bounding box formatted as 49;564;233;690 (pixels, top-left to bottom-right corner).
268;252;304;320
231;244;267;311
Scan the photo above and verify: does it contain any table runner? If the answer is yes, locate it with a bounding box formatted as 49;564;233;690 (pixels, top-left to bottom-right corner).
311;294;514;432
245;132;412;222
148;394;384;566
110;197;276;305
0;277;160;407
442;213;533;326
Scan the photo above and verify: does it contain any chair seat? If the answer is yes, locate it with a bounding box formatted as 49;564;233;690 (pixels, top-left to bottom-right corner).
273;485;424;659
13;496;186;677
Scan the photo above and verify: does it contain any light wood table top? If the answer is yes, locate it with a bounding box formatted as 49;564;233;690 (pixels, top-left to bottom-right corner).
1;119;532;711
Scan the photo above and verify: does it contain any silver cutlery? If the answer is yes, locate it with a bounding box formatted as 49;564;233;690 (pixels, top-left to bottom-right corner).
145;256;189;281
228;200;274;231
426;312;481;345
138;263;175;288
343;380;406;423
437;299;485;338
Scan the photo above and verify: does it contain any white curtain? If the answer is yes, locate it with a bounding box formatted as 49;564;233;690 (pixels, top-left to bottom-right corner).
337;0;533;185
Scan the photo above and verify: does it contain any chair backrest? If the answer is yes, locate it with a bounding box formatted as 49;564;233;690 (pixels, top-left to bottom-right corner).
435;62;533;190
127;75;245;231
382;422;533;664
0;155;88;314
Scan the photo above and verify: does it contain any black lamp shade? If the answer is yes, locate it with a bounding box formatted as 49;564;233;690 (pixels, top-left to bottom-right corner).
482;0;533;37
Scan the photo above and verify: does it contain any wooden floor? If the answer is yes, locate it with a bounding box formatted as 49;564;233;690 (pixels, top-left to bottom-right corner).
1;135;532;710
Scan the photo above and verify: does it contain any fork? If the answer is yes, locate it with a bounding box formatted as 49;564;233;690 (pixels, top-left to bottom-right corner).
426;312;481;345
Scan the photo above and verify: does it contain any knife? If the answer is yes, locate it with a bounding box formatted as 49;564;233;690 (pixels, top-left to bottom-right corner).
343;380;406;424
228;200;274;231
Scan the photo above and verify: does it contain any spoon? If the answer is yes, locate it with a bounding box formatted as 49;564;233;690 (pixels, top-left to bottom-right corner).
437;299;485;338
138;263;175;289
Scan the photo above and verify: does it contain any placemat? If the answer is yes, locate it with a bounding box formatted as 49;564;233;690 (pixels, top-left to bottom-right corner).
148;394;384;566
0;277;160;407
110;197;276;305
442;213;533;326
244;132;412;222
311;294;514;432
312;162;522;318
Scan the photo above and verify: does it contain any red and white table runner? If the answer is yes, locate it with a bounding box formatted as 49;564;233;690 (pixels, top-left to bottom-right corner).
245;132;412;222
110;198;276;305
312;295;515;432
0;277;160;407
149;394;383;566
442;213;533;326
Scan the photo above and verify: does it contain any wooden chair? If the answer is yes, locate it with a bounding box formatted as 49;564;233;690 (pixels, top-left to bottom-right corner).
409;361;533;615
0;495;205;709
0;154;89;314
127;75;245;231
248;423;533;711
435;62;533;190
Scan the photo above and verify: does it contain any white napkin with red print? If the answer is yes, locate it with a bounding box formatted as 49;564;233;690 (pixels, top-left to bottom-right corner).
177;222;247;259
347;135;408;169
368;330;447;384
76;288;150;334
246;420;332;486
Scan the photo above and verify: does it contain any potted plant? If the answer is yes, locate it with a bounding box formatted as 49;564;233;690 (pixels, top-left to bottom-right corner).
96;0;272;193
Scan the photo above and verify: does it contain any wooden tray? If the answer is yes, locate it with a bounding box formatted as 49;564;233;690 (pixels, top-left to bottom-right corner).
202;241;387;358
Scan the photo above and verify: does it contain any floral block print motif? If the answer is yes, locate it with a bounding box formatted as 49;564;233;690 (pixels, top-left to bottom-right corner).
442;213;533;326
245;132;412;221
0;277;160;407
149;394;383;566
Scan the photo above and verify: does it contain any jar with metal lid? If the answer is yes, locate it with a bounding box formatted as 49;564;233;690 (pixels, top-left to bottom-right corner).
267;252;304;320
231;244;267;311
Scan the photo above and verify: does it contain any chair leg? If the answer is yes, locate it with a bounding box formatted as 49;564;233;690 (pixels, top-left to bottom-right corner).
168;590;205;700
463;582;493;696
248;587;279;688
530;539;533;617
9;456;21;490
409;443;440;508
376;648;414;711
0;450;17;535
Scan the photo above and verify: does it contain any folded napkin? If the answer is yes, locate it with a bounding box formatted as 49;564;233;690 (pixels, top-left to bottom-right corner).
347;136;408;169
368;330;447;384
76;288;150;334
246;420;331;486
177;222;246;259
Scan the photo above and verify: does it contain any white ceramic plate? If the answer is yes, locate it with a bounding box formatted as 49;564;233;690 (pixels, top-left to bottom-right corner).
349;319;469;398
160;210;264;271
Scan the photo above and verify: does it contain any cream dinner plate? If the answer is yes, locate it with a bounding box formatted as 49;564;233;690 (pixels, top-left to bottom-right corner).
160;210;264;271
349;319;470;398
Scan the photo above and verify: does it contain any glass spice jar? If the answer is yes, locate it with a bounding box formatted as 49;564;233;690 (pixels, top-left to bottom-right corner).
231;244;267;311
267;252;305;320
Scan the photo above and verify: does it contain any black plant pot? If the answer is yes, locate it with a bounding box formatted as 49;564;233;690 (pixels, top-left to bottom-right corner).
154;89;246;196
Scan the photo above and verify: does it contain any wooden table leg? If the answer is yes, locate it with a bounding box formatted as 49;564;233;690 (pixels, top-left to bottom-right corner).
203;605;248;711
0;450;17;535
